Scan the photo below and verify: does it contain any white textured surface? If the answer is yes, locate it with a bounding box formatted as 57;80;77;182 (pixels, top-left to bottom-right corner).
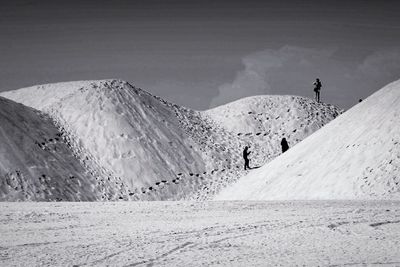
1;201;399;266
0;81;96;110
216;79;400;200
1;79;340;200
205;94;339;136
0;96;104;201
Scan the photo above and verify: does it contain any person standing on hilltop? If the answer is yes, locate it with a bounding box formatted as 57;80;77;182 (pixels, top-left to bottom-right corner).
243;146;251;170
313;78;322;103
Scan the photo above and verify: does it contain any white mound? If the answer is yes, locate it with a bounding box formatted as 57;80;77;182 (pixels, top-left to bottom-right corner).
216;79;400;200
1;80;341;200
1;81;96;110
0;96;115;201
204;94;340;143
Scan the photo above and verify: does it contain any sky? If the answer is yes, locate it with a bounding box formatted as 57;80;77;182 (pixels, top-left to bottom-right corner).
1;0;400;110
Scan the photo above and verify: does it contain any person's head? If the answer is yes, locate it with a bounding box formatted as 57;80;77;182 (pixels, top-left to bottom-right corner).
282;137;286;141
316;78;320;81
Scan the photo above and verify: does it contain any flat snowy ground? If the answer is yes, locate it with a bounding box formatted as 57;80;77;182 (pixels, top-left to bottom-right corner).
1;201;400;266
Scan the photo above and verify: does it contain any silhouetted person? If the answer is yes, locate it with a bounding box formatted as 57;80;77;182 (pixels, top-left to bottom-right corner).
281;138;289;153
243;146;251;170
359;99;363;103
313;78;322;103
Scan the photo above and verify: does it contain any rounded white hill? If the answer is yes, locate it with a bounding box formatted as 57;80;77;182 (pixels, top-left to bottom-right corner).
216;79;400;200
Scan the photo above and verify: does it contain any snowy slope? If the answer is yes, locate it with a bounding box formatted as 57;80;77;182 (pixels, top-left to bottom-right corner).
1;81;96;110
0;96;123;201
216;79;400;200
1;80;341;200
204;95;339;136
203;95;340;167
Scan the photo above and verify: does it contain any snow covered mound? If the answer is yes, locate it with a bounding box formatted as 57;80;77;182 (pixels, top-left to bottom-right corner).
1;80;341;200
0;96;121;201
1;81;96;110
205;95;339;135
204;95;339;145
216;79;400;200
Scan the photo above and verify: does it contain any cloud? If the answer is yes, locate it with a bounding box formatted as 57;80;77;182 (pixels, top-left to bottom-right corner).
209;46;400;109
209;46;335;108
357;49;400;79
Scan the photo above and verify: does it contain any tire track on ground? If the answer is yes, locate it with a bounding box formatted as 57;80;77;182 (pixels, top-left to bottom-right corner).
124;241;195;267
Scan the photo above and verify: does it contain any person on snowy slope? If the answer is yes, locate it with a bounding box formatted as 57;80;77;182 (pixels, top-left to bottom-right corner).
313;78;322;102
243;146;251;170
281;137;289;153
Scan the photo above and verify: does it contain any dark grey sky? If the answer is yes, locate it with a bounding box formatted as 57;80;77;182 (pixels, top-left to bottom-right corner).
1;0;400;110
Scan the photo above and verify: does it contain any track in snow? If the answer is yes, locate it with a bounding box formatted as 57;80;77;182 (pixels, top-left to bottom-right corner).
217;79;400;200
1;201;400;266
0;80;341;201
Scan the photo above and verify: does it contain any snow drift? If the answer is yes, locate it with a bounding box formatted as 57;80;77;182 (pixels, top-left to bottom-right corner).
216;79;400;200
1;80;340;200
